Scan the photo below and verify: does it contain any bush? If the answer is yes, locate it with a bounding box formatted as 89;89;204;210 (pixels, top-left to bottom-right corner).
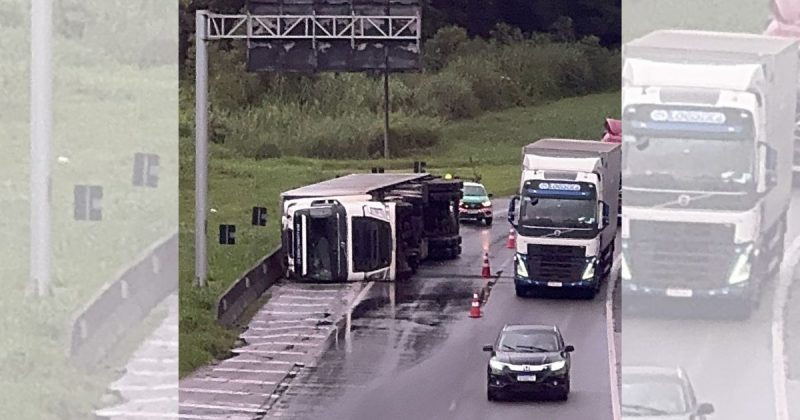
414;72;481;120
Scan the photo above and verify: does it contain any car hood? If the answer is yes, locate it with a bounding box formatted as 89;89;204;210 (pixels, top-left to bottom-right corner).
494;351;563;365
461;195;490;204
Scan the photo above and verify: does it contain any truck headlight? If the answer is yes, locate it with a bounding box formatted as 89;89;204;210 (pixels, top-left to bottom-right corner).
620;253;631;281
490;359;511;373
516;254;529;278
582;258;596;280
728;246;754;285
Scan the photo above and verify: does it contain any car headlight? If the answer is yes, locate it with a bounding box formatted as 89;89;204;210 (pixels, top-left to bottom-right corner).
482;200;492;207
620;252;630;281
516;254;529;278
489;359;511;373
728;245;753;285
582;258;596;280
548;360;566;371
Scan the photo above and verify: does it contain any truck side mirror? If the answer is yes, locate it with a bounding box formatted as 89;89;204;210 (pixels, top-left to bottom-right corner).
696;403;714;416
759;142;778;189
600;201;609;227
508;196;520;225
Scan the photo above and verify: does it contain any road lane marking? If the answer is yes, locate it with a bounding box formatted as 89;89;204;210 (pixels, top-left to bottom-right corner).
231;349;305;356
212;367;286;374
277;295;337;301
241;334;326;340
181;388;271;397
221;359;292;365
270;302;331;307
244;341;319;347
195;377;278;385
179;402;265;413
607;255;621;420
773;234;800;420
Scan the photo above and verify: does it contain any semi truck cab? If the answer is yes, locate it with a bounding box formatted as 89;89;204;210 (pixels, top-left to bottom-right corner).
283;197;397;282
508;139;620;298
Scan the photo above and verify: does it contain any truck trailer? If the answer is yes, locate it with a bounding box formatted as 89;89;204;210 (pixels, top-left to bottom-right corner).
280;173;463;282
508;138;621;298
620;30;797;317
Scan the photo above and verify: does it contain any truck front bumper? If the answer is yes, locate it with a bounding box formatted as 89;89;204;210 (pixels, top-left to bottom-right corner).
514;275;597;291
621;281;753;302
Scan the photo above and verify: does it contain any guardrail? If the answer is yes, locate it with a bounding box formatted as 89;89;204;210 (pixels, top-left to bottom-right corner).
66;231;178;369
216;246;286;327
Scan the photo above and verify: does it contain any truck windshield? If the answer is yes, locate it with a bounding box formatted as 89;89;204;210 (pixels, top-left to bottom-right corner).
623;135;754;192
307;215;341;281
519;195;596;229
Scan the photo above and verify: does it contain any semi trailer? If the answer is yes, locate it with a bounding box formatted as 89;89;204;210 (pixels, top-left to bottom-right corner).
508;138;621;298
280;172;463;282
620;30;798;317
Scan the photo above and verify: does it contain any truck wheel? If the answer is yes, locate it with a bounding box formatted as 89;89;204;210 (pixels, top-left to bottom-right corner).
428;236;460;249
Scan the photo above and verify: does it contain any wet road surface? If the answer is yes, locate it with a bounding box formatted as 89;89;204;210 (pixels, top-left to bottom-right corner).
265;199;619;420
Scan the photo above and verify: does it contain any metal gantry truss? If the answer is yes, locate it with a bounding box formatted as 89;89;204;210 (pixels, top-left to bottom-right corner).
194;10;421;287
201;11;420;46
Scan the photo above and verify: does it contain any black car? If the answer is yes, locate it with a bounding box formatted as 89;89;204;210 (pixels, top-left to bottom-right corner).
622;366;714;419
483;324;574;401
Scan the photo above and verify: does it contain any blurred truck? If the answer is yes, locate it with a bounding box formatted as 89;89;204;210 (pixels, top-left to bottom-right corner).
281;173;462;282
620;30;797;317
508;138;621;298
603;118;623;225
764;0;800;183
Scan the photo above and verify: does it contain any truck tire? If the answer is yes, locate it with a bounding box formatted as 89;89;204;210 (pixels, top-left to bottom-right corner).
428;191;462;202
427;180;463;192
428;236;460;250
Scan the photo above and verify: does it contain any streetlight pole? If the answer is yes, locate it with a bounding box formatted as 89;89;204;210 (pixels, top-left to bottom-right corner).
195;11;209;287
30;0;53;297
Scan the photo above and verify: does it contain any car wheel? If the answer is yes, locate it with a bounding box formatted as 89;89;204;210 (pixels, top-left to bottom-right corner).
487;387;499;401
515;285;527;297
485;217;493;226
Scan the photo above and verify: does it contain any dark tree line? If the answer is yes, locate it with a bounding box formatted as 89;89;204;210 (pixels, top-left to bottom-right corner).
179;0;621;70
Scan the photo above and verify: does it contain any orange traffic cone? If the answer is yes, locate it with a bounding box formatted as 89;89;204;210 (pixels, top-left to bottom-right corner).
469;293;482;318
482;252;491;278
506;229;516;249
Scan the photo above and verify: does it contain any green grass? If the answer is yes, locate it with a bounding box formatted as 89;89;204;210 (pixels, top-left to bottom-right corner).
0;17;177;420
178;91;620;376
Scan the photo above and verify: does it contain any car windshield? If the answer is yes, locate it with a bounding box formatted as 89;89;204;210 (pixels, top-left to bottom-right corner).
463;185;487;197
498;330;560;352
621;377;688;416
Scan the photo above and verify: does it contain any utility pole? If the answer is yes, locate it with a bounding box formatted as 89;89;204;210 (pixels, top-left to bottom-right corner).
195;11;209;287
30;0;53;297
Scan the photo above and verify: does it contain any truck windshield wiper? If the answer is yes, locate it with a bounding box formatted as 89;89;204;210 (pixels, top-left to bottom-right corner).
501;344;519;351
621;404;671;415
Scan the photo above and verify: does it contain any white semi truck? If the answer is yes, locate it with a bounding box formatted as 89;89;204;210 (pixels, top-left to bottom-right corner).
620;30;798;317
508;139;621;298
280;173;463;282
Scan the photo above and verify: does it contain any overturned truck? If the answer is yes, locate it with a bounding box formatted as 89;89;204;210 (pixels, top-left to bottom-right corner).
281;173;463;282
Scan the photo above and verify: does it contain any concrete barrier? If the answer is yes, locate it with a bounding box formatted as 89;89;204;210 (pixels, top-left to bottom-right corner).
216;246;286;327
67;231;178;370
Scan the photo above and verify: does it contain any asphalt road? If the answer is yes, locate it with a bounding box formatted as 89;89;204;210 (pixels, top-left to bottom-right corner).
265;198;619;420
622;191;800;420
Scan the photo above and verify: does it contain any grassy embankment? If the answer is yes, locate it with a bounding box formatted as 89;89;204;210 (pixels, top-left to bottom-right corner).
0;3;177;418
